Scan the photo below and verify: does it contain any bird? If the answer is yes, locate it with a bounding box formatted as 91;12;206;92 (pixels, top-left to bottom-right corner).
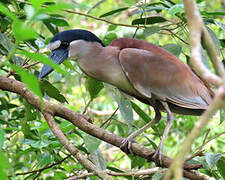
39;29;214;164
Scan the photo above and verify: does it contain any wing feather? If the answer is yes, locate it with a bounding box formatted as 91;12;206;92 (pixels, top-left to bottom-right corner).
118;47;213;109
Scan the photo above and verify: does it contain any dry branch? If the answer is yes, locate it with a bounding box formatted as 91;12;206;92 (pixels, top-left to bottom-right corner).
0;75;209;180
164;0;225;179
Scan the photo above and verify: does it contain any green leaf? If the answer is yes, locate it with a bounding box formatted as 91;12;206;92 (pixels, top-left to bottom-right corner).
115;91;133;125
143;26;160;37
40;80;68;103
62;60;77;72
44;22;59;35
0;125;4;148
0;32;13;52
200;45;210;69
0;2;17;21
152;172;165;180
43;17;69;27
217;156;225;178
103;32;117;46
12;20;38;41
99;7;129;18
201;11;225;17
17;50;67;75
206;26;221;52
42;3;75;12
90;149;107;170
37;153;54;167
10;64;42;99
0;151;11;180
132;16;167;25
130;155;145;168
84;134;101;153
107;25;117;31
131;102;150;123
85;77;104;100
220;108;225;124
162;44;182;57
205;153;222;169
168;4;184;16
145;135;158;149
28;0;54;9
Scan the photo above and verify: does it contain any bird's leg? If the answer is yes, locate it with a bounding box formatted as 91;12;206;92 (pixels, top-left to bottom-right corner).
152;101;174;165
120;107;161;155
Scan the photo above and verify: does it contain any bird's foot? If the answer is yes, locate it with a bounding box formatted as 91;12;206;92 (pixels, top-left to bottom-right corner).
148;148;163;166
120;137;136;156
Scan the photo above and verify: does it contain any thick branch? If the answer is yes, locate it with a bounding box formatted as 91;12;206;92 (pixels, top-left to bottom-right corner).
183;0;224;87
44;113;113;180
0;75;207;180
164;1;225;179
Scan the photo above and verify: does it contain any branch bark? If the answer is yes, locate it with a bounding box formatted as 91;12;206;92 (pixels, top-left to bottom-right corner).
164;0;225;178
182;0;224;87
44;113;113;180
0;75;209;180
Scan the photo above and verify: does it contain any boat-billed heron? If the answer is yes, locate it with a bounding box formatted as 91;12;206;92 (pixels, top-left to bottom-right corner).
39;29;214;164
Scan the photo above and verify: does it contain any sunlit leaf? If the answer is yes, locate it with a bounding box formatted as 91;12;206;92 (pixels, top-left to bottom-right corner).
168;4;184;16
42;3;75;12
0;151;10;180
103;32;117;46
0;125;4;148
12;20;38;41
17;50;67;75
0;2;17;21
28;0;54;9
215;21;225;32
10;64;42;99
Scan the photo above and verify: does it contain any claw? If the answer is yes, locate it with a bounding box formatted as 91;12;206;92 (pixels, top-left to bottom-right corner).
147;146;163;166
152;148;163;166
120;138;135;156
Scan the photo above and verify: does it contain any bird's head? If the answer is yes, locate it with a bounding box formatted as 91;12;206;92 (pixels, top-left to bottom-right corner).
38;29;104;79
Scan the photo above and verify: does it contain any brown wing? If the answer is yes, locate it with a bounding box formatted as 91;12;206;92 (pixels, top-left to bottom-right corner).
117;46;213;109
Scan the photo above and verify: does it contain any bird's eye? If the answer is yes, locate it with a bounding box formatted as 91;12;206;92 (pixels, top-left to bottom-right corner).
61;42;69;49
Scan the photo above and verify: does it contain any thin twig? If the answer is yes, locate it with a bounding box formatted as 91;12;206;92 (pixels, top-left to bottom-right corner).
185;129;210;161
100;107;119;128
15;155;71;176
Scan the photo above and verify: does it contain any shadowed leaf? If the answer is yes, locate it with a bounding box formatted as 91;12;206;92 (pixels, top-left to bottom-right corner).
132;16;167;25
40;80;68;103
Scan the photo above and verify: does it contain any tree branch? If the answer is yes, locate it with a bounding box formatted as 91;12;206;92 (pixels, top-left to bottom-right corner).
165;85;225;180
0;75;208;180
44;113;114;180
182;0;224;87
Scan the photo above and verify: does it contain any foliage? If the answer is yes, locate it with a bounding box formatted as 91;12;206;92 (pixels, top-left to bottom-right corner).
0;0;224;179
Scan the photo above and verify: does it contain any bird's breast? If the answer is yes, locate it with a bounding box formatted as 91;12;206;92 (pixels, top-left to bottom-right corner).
77;47;138;95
